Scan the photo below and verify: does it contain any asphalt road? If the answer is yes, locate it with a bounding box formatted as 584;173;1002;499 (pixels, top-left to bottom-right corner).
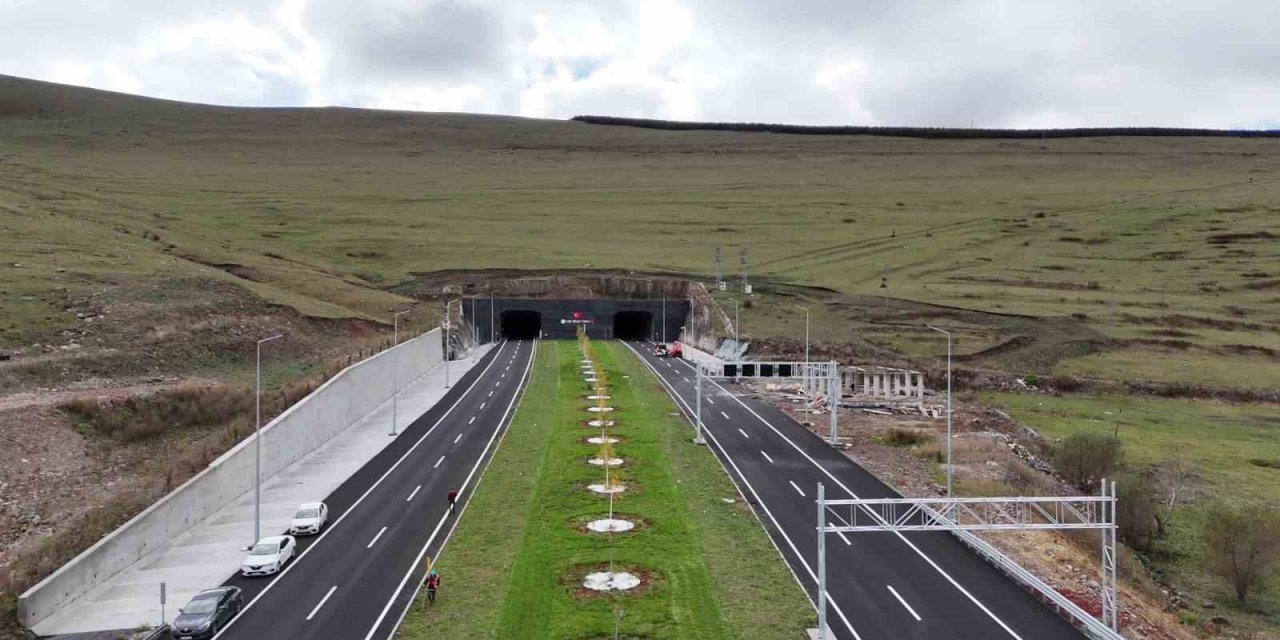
207;339;535;640
623;341;1084;640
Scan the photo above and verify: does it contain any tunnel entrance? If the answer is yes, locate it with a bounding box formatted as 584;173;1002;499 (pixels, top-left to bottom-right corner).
612;311;653;341
500;310;542;340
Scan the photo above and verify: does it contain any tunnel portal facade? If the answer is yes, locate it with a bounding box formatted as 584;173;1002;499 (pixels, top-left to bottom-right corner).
465;298;690;342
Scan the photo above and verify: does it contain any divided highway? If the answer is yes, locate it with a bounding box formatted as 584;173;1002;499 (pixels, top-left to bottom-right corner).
623;341;1083;640
211;339;535;640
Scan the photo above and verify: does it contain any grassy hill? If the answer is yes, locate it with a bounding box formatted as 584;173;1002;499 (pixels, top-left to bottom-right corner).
2;73;1279;636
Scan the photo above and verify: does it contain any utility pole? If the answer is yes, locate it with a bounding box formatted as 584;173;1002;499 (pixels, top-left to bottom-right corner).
391;310;411;436
694;363;705;445
661;294;666;344
444;301;452;388
489;294;495;343
254;333;284;545
927;325;953;499
817;482;827;640
714;246;725;291
798;305;810;415
740;247;751;294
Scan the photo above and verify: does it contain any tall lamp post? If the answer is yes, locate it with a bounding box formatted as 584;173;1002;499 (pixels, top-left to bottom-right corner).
797;305;810;412
391;309;412;437
444;300;453;388
254;333;284;545
926;325;953;499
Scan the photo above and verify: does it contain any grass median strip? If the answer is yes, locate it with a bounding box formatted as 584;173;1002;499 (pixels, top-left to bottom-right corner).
396;340;811;639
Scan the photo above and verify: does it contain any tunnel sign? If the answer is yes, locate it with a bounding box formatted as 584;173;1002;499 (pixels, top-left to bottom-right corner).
561;310;594;325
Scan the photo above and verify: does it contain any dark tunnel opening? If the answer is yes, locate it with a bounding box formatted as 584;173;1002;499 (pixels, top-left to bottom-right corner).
500;310;542;340
612;311;653;341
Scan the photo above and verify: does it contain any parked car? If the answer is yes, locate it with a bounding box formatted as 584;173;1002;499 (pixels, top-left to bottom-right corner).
241;535;296;577
172;586;243;639
653;344;668;357
289;502;328;536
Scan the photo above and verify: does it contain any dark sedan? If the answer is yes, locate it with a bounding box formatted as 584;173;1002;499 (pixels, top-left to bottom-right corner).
172;586;243;639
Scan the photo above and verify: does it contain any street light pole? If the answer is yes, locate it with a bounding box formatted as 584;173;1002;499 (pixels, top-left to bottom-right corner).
254;333;284;544
391;310;411;437
927;325;953;499
798;305;810;410
444;301;453;388
661;294;666;344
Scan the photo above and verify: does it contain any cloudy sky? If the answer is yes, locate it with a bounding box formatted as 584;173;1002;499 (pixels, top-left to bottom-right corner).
3;0;1278;128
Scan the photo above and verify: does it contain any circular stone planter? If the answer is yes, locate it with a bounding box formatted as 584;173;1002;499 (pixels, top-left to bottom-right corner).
583;377;598;384
588;483;626;495
586;406;614;413
583;571;641;592
586;518;636;533
586;436;619;444
586;395;611;400
586;420;616;428
588;457;624;467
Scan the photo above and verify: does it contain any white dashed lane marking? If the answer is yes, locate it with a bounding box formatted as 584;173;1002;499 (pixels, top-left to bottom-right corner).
433;456;445;469
366;527;387;549
405;485;421;502
761;451;774;464
738;428;750;439
306;586;337;621
789;480;805;497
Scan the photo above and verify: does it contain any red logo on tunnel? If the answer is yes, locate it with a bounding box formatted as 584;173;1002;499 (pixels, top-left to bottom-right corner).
572;311;584;319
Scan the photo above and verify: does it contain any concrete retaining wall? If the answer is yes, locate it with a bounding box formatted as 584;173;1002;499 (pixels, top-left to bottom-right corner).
18;329;444;628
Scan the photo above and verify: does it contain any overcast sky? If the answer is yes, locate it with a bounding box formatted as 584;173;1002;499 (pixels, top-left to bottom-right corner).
3;0;1278;128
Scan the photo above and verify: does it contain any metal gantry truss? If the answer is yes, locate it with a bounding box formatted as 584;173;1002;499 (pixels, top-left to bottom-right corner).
815;481;1121;640
692;359;840;445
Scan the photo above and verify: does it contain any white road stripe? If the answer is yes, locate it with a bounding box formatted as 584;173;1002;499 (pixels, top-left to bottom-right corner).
212;341;515;640
480;402;486;410
454;433;463;444
488;390;494;397
683;376;691;383
621;343;861;640
738;428;750;439
720;410;730;420
888;585;923;622
372;340;538;640
837;531;852;546
707;397;715;405
675;355;1023;640
789;480;805;497
434;456;445;469
306;585;337;621
761;450;774;464
406;485;421;502
367;526;387;549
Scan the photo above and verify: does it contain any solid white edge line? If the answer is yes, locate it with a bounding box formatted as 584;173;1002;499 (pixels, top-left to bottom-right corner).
305;585;337;621
671;356;1024;640
367;526;387;549
433;456;445;469
211;341;512;640
761;450;774;464
375;339;537;640
621;342;862;640
789;480;806;497
406;485;421;502
888;585;923;622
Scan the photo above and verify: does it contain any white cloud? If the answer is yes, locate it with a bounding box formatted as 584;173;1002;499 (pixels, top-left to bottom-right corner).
1;0;1277;128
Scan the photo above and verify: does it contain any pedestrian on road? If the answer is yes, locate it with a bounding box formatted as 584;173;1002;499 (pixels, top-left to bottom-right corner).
447;487;458;514
425;569;440;604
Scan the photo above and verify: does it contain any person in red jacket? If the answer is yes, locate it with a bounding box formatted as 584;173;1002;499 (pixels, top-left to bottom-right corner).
447;487;458;514
424;569;440;604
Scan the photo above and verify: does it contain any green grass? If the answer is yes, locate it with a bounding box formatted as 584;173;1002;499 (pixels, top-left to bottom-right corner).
4;75;1280;390
981;391;1280;623
396;340;811;639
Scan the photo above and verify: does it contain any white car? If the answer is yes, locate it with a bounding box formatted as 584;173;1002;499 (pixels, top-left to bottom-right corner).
289;502;328;536
241;535;296;577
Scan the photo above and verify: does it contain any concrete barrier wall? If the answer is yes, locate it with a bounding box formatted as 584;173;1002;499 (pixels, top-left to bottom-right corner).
19;329;444;628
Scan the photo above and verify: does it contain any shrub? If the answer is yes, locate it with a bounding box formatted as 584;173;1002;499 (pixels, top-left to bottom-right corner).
61;385;253;443
882;427;928;447
1054;432;1124;492
1116;474;1162;552
1203;503;1280;604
